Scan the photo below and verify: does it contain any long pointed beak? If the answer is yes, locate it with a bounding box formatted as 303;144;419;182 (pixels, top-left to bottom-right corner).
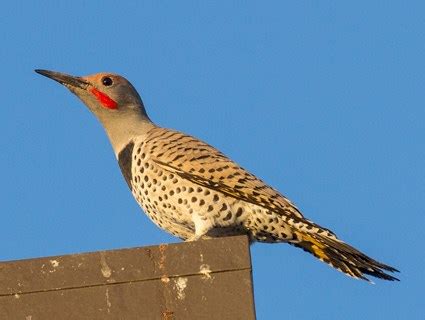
35;69;89;89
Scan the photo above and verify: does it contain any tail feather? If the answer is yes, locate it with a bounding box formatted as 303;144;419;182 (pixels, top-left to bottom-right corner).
291;231;399;282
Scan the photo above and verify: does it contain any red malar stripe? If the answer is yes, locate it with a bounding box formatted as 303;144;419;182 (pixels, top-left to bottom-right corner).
90;88;118;109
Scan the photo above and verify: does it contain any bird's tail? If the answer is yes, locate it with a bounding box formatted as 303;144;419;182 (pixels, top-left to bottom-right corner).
290;230;399;282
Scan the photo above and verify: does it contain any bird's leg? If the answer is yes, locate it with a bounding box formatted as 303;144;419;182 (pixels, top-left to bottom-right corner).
186;214;214;242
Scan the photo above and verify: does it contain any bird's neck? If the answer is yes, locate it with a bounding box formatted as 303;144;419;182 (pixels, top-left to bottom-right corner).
99;113;156;158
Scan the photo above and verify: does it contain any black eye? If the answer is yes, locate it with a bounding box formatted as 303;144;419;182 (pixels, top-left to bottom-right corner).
102;77;113;86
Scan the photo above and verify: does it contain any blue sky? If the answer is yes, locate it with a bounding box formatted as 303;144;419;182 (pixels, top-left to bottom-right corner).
1;2;423;319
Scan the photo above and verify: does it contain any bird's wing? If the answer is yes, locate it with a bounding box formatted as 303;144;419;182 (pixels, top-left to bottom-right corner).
144;127;304;220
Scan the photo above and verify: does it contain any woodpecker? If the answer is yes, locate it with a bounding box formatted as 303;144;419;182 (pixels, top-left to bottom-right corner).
35;69;399;282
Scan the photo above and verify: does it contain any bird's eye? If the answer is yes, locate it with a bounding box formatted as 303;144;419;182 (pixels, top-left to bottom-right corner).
102;77;113;86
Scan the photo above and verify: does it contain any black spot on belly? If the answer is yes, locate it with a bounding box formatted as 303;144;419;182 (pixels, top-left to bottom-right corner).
118;141;135;190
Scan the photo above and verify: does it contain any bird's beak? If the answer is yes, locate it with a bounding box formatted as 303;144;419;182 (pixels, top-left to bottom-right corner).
35;69;89;90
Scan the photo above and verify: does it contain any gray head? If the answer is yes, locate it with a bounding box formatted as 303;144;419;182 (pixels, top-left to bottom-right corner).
35;69;155;155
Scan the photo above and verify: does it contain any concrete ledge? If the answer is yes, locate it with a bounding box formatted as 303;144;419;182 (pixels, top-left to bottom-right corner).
0;236;255;320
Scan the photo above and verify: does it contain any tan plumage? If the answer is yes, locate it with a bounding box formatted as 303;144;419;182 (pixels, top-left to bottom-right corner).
36;69;399;282
130;127;399;281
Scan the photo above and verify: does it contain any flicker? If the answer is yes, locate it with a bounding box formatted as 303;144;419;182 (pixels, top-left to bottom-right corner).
35;69;399;282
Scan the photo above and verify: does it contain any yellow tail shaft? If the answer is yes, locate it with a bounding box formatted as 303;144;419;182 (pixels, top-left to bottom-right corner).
291;231;399;282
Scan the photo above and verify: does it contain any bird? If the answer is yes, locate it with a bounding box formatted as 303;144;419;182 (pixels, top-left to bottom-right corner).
35;69;399;282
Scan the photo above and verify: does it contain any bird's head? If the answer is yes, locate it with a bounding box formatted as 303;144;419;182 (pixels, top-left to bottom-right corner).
35;69;150;123
35;69;153;154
